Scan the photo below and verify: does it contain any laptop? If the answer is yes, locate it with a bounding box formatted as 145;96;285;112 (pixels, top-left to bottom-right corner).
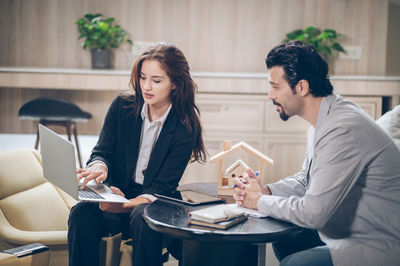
39;124;129;203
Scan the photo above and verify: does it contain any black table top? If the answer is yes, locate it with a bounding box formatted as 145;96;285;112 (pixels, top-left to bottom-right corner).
144;198;303;244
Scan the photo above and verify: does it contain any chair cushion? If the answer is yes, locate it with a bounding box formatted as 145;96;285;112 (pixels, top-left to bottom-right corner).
0;182;70;231
376;105;400;149
0;149;46;200
18;98;92;122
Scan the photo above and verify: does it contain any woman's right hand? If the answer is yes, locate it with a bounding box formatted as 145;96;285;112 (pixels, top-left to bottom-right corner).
76;161;108;189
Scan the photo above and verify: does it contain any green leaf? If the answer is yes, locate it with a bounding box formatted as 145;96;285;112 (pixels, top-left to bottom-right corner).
105;17;115;24
83;40;89;49
98;21;109;32
84;13;95;21
76;19;85;25
91;16;101;24
305;26;321;38
324;29;336;34
332;43;346;53
317;31;329;40
296;33;305;41
304;26;316;32
108;27;118;34
285;29;304;40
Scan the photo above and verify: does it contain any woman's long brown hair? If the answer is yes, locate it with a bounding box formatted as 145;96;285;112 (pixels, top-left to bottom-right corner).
123;42;207;163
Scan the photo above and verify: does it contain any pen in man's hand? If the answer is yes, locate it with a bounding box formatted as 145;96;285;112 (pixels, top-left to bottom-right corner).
232;170;259;188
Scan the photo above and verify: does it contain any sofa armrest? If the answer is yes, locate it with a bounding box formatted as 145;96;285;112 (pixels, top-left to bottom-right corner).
52;184;78;210
0;210;67;246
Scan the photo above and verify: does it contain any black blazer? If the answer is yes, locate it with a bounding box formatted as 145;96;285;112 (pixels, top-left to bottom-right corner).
87;95;195;197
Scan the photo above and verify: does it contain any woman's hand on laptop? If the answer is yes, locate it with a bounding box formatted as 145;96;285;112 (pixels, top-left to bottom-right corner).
76;161;108;189
99;187;152;213
99;186;125;213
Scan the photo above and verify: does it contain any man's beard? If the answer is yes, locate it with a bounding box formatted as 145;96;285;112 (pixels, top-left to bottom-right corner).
273;100;289;121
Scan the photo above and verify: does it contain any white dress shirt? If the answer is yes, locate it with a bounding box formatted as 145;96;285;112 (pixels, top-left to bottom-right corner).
134;103;172;201
135;103;172;184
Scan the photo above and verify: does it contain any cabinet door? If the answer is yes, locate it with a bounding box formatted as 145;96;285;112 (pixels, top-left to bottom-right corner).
347;96;382;120
263;134;307;184
196;94;265;133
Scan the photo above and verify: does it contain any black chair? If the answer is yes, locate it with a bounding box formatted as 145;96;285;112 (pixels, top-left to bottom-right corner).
18;98;92;168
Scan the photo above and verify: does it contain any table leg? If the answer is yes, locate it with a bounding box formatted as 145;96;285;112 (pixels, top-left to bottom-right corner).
181;239;258;266
258;244;266;266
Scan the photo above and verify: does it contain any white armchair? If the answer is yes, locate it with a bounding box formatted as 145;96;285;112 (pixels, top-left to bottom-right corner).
0;148;77;266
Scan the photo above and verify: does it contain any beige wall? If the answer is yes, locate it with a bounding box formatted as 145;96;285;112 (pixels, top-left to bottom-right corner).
0;0;390;75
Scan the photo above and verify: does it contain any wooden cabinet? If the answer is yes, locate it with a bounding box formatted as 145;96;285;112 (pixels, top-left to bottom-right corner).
197;94;265;133
0;68;398;185
347;96;382;120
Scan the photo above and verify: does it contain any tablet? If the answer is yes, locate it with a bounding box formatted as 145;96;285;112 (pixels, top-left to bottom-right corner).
155;193;225;206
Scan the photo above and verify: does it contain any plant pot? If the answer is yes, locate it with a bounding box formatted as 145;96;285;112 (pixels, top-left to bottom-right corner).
90;49;111;69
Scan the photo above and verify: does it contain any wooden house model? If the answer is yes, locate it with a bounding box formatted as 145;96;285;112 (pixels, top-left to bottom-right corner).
224;159;249;185
210;140;273;196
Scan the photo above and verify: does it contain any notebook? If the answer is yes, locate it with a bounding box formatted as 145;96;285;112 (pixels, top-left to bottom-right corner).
189;204;246;223
188;215;248;230
39;124;129;203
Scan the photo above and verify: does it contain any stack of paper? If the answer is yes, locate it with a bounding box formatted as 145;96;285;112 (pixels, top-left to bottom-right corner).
188;204;248;229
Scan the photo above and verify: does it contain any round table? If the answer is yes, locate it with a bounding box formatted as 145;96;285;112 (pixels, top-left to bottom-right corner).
144;198;303;266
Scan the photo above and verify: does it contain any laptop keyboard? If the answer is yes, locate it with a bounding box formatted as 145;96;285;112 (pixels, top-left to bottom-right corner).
78;184;105;200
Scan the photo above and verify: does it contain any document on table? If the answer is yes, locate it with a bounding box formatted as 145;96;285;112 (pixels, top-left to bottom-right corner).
189;204;245;223
225;203;268;218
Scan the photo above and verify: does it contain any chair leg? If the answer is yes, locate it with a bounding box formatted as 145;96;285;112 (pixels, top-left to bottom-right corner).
72;123;83;168
66;122;72;142
34;122;40;150
100;233;123;266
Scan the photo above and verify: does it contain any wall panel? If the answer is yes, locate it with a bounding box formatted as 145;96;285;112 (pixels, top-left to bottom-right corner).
0;0;389;75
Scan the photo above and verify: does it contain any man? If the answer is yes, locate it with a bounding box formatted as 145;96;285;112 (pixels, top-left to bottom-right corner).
233;41;400;266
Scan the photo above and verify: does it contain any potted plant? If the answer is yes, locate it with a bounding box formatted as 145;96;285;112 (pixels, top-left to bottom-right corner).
283;26;346;68
76;13;133;69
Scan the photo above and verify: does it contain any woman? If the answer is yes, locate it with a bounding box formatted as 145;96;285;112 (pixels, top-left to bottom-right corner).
68;42;206;266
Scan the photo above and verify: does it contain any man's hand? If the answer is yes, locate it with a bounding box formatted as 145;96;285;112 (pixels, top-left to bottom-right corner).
233;168;269;209
76;161;108;189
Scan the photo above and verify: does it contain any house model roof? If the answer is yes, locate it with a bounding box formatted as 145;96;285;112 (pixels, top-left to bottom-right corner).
224;159;249;178
210;141;273;165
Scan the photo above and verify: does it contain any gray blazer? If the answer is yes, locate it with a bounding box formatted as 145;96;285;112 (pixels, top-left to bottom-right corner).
259;94;400;265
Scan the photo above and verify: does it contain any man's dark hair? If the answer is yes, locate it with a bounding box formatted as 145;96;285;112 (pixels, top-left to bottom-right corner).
266;41;333;97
